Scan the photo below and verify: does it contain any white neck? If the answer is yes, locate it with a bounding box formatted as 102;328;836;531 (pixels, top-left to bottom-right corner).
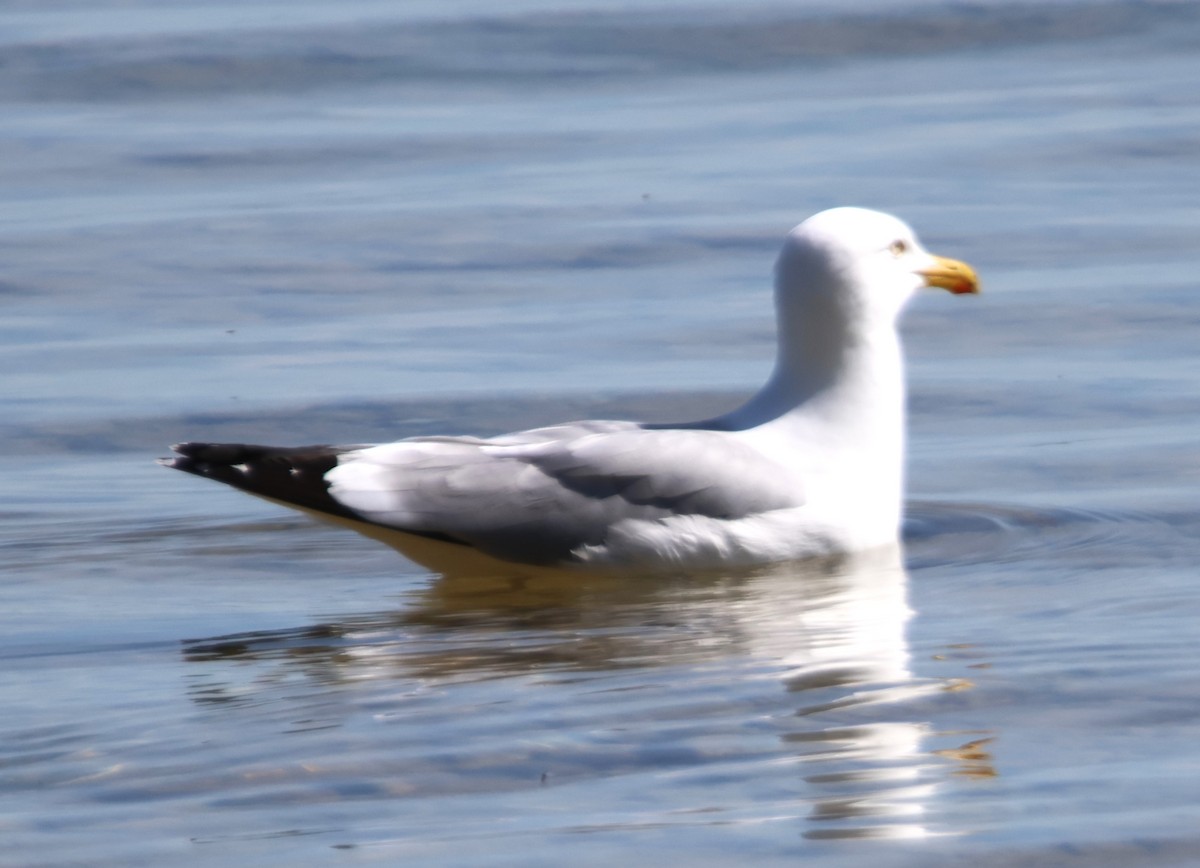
715;289;908;544
730;321;905;443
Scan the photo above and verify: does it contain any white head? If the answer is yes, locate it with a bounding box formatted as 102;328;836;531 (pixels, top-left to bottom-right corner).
724;206;978;430
775;207;978;336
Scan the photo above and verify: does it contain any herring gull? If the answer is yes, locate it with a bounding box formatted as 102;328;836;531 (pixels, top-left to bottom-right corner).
162;207;978;572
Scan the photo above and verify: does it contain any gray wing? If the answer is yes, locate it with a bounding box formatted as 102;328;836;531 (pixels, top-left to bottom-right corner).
326;423;804;565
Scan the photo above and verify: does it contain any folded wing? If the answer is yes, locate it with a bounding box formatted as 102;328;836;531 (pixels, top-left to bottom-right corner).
329;423;805;564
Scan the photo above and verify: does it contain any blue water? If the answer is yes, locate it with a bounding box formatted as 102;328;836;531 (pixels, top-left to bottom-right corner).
3;1;1200;865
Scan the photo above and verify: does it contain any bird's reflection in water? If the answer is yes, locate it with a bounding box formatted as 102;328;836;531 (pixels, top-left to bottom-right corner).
183;545;992;839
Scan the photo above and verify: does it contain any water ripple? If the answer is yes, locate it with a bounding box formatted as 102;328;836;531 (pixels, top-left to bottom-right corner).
904;500;1189;568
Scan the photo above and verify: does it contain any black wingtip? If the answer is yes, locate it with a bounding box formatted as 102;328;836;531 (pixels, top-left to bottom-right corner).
168;442;273;463
157;441;366;523
159;442;231;475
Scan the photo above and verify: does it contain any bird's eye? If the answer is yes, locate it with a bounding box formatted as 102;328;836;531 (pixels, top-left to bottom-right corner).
889;239;909;256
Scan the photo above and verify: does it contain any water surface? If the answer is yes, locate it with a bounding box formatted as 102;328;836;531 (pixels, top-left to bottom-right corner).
3;1;1200;865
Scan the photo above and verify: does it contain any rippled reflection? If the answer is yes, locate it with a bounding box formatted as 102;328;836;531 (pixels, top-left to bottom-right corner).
183;546;990;839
